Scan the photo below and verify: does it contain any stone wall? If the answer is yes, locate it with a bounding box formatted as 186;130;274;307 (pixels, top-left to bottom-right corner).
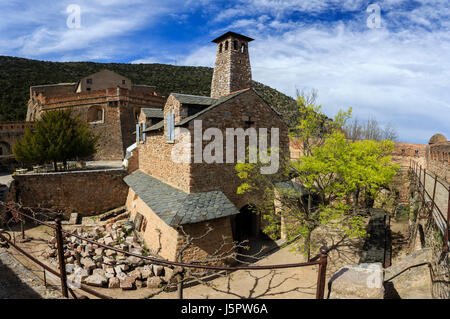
6;169;128;217
26;86;166;161
426;142;450;182
126;188;179;261
176;216;234;265
392;142;427;168
188;90;290;209
0;122;35;159
423;217;450;299
138;130;191;192
126;188;234;264
211;34;252;98
139;89;289;208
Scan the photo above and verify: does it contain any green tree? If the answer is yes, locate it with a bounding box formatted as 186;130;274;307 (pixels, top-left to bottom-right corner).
13;110;98;170
236;95;398;260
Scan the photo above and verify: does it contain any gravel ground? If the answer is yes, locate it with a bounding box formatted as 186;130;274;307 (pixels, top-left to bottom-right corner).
0;247;61;299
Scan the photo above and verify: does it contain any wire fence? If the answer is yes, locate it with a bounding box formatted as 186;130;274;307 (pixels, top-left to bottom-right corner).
0;202;329;299
410;160;449;252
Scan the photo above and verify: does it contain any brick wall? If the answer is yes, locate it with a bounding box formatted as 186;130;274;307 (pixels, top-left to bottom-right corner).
7;169;128;217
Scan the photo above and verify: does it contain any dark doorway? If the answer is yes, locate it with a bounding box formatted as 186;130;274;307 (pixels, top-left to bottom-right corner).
231;205;259;243
231;205;278;264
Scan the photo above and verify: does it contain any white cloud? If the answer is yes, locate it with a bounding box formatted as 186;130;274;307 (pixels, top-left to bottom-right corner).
0;0;194;59
181;1;450;143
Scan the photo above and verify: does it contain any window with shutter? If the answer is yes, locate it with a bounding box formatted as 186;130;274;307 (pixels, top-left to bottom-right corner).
136;123;140;143
167;113;175;142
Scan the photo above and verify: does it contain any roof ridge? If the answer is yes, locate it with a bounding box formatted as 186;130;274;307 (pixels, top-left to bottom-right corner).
215;87;251;98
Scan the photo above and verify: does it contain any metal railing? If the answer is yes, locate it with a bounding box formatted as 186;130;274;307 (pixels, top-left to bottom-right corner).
409;160;449;252
0;204;329;299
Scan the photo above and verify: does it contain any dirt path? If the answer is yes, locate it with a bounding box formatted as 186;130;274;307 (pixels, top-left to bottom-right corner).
0;247;61;299
2;223;365;299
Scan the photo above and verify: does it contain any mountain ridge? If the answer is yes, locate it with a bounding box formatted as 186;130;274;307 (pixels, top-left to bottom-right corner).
0;56;297;126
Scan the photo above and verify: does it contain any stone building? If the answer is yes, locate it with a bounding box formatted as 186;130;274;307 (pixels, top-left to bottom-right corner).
0;121;35;171
425;133;449;182
26;69;166;161
124;32;289;264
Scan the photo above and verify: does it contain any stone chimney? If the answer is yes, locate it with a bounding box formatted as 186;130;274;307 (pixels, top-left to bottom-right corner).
210;31;254;98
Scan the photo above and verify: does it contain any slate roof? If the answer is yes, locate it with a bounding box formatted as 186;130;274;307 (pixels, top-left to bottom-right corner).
124;170;239;226
171;93;218;106
145;120;164;132
275;180;308;196
212;31;254;43
143;87;284;132
141;108;163;118
176;89;251;126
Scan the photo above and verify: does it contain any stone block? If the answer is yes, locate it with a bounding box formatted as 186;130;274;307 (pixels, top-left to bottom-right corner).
328;263;384;299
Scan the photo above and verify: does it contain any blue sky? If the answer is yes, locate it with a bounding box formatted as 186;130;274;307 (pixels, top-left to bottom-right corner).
0;0;449;143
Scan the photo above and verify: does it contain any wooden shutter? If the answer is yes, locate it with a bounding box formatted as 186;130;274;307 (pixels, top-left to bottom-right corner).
142;122;146;142
166;113;175;141
136;123;140;143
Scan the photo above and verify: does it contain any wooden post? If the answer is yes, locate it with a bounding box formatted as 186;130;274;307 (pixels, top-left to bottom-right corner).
55;218;68;298
432;175;438;206
177;273;184;299
316;246;328;299
445;192;450;253
20;218;25;239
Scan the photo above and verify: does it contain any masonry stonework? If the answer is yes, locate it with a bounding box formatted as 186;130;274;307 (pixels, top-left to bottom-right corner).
211;32;253;98
26;71;166;161
426;142;450;182
6;169;128;217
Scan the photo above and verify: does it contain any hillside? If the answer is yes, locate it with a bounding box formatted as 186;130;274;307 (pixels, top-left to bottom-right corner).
0;56;297;126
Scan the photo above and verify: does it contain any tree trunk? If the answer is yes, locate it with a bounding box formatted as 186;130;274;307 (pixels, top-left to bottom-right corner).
306;230;311;262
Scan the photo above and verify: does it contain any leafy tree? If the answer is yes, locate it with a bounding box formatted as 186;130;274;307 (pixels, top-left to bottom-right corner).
13;110;98;170
236;95;398;260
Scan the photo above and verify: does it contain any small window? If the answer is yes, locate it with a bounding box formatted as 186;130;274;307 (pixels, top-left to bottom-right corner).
86;87;91;91
134;213;144;232
86;78;92;84
122;80;126;85
233;40;238;50
401;149;406;156
241;44;246;53
219;43;223;53
225;41;229;51
87;105;104;123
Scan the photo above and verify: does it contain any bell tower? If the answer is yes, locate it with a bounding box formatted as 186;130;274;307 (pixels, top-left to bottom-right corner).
210;31;254;98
